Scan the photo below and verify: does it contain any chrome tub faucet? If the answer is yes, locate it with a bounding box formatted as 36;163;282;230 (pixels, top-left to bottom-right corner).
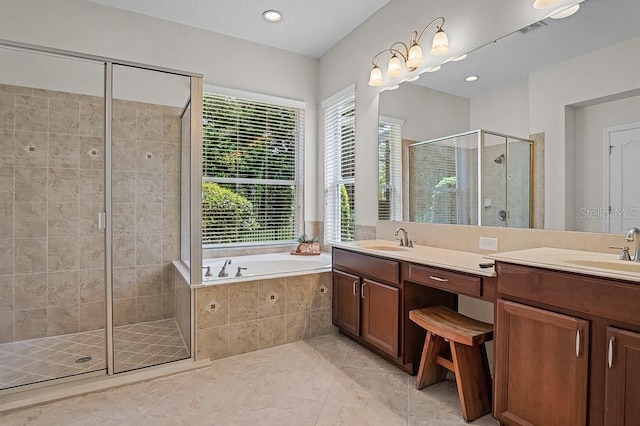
218;259;232;277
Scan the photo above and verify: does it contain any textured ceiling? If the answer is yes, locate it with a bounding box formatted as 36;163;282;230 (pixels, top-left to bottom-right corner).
85;0;390;58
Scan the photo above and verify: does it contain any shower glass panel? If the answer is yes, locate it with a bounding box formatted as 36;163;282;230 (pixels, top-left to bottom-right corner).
409;129;533;228
111;65;191;373
0;46;107;389
408;131;478;224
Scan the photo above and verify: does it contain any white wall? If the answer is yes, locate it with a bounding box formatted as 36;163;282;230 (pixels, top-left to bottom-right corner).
574;95;640;232
470;82;529;138
529;36;640;230
0;0;320;220
379;83;469;142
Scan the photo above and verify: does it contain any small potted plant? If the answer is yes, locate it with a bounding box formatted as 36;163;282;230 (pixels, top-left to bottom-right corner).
295;234;320;255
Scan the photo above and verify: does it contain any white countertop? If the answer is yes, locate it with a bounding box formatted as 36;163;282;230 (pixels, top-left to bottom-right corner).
488;247;640;283
332;239;496;278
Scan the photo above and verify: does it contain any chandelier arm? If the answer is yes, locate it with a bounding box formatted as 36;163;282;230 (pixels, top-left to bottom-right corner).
389;41;410;60
371;49;393;66
414;16;445;44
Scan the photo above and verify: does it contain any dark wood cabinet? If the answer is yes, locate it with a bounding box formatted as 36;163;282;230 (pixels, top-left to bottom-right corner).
332;270;360;336
494;299;589;426
361;278;399;357
495;262;640;426
604;327;640;426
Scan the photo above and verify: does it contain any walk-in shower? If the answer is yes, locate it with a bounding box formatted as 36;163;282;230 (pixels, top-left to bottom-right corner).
408;129;534;228
0;41;202;392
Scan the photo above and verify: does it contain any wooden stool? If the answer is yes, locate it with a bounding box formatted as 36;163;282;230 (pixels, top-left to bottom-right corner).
409;306;493;422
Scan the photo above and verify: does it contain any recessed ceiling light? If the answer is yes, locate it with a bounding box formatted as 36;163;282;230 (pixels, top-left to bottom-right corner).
465;75;479;82
387;84;400;91
550;4;580;19
533;0;560;9
426;66;441;73
262;10;282;22
406;75;420;82
451;54;468;62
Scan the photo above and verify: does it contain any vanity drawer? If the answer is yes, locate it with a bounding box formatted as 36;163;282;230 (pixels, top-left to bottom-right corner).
333;248;399;285
497;262;640;325
406;263;481;297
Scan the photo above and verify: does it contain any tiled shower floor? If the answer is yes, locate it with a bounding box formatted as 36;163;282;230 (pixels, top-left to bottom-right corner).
0;318;189;390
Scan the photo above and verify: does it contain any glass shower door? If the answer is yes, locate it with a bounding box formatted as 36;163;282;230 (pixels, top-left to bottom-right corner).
110;65;191;373
0;46;107;390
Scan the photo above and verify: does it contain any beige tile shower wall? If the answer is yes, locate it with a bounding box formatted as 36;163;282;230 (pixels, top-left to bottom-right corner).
111;98;182;327
0;83;183;344
0;83;106;343
194;272;334;360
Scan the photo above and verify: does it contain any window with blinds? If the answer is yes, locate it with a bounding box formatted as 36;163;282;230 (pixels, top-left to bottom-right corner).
323;85;356;244
202;88;305;246
378;117;403;221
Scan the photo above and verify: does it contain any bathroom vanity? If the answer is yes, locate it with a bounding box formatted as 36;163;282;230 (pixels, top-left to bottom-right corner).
490;248;640;426
332;243;640;426
331;240;495;374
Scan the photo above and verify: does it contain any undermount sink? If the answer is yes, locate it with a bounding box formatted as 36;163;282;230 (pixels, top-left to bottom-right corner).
357;243;411;252
562;258;640;273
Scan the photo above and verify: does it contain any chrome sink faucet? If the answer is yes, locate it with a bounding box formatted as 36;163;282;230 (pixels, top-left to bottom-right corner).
218;259;232;277
394;227;413;247
625;228;640;262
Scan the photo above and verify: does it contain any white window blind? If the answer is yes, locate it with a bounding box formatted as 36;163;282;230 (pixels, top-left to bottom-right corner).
378;117;403;221
202;89;305;246
323;85;356;244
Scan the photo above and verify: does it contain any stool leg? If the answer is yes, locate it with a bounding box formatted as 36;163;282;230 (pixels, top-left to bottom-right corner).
450;342;492;422
416;332;448;389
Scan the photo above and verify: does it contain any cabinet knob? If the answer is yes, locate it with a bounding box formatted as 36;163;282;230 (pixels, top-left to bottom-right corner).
608;336;616;369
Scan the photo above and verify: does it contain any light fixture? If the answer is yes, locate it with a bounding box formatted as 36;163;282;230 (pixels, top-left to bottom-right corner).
451;54;467;62
368;16;449;86
262;10;282;22
550;3;580;19
533;0;560;9
465;75;479;82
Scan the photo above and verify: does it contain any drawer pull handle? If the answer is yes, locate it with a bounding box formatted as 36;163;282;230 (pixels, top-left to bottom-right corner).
575;328;582;357
608;336;616;369
361;282;366;299
429;275;449;283
352;280;358;297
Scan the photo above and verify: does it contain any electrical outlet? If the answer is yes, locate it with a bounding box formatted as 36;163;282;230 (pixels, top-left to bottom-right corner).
479;237;498;251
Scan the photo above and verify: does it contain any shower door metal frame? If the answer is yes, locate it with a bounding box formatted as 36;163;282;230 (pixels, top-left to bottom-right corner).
0;38;203;385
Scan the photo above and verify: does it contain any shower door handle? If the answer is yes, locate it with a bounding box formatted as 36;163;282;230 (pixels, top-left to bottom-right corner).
98;212;106;230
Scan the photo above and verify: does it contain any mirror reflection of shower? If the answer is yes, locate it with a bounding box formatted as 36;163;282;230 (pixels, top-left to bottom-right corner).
494;153;505;164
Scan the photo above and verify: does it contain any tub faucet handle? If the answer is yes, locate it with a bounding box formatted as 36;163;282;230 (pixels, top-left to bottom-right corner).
236;267;247;277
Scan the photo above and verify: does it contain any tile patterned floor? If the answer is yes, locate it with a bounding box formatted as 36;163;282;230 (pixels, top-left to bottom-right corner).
0;333;497;425
0;319;189;390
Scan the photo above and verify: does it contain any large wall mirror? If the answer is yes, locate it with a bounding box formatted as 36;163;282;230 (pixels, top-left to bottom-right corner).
379;0;640;233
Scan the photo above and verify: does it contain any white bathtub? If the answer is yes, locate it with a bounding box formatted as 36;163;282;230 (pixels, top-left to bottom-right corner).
201;252;332;285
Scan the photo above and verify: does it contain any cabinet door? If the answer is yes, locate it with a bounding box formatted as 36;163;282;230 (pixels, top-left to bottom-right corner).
332;270;360;336
361;279;400;357
494;300;589;426
604;327;640;426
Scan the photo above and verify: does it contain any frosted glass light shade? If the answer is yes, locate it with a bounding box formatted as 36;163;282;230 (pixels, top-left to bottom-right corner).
430;29;449;56
406;43;424;69
368;66;384;86
533;0;560;9
387;55;403;78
